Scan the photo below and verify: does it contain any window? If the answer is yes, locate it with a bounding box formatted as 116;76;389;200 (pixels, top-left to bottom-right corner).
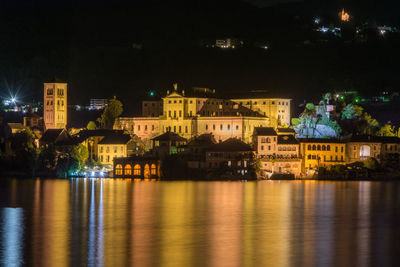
134;164;141;176
308;155;311;159
317;145;321;151
100;147;103;153
335;147;338;152
115;164;123;175
236;125;239;130
138;125;141;131
179;110;182;117
145;125;148;131
174;126;176;132
272;101;275;104
268;146;271;150
308;145;311;150
213;125;216;130
151;164;157;175
341;147;343;152
322;145;326;151
152;125;155;131
114;146;117;153
227;124;230;130
190;100;193;104
179;126;181;133
106;147;110;153
185;126;188;133
124;164;132;175
261;145;264;150
179;100;182;103
206;124;208;130
174;110;176;117
169;111;171;117
220;125;223;130
61;101;64;106
327;145;331;151
106;155;110;162
312;145;316;150
360;145;371;158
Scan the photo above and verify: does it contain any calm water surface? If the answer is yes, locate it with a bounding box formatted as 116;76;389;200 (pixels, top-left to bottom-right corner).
0;178;399;267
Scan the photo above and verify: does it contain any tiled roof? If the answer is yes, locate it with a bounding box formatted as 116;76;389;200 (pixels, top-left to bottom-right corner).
277;127;295;133
254;127;277;136
152;131;187;142
207;138;254;152
98;134;131;145
277;135;299;145
348;135;400;144
298;138;345;143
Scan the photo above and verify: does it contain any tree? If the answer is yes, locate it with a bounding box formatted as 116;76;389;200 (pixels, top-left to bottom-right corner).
98;97;123;129
341;104;363;120
87;121;97;130
363;157;379;170
70;143;89;170
376;124;396;137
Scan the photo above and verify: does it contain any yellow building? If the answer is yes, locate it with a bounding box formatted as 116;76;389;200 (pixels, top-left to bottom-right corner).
43;83;67;130
299;138;346;172
118;88;290;147
97;134;131;166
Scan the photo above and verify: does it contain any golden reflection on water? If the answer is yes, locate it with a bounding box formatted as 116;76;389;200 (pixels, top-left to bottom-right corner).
0;179;399;267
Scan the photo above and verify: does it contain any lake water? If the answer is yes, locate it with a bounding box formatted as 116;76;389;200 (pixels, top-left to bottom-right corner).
0;179;399;267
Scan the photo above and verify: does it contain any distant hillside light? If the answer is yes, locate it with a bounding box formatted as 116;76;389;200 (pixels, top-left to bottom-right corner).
340;9;350;22
149;91;155;97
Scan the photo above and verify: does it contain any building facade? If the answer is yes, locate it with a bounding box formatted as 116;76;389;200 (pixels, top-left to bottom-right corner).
118;89;290;148
253;127;301;178
299;139;346;173
43;83;67;130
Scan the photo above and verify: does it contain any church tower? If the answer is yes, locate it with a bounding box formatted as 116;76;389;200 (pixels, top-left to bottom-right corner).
43;83;67;130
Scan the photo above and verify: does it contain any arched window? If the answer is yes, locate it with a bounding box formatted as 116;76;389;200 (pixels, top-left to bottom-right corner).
327;145;331;151
322;145;326;151
151;164;157;175
360;145;371;158
133;164;141;176
317;145;321;151
308;144;311;150
115;164;123;175
312;145;316;151
144;164;150;179
308;155;311;159
124;164;132;176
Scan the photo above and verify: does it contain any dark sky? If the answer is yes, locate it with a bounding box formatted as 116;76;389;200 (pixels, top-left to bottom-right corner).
0;0;399;116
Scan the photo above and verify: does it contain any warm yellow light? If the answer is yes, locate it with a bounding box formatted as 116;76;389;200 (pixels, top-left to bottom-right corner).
340;9;350;22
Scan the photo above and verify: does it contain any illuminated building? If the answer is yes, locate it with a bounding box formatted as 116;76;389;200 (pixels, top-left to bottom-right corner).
340;9;350;22
113;156;160;178
43;82;67;130
205;138;255;178
97;133;131;166
89;99;108;110
215;38;243;49
118;87;291;149
299;139;346;173
253;127;301;178
346;135;400;164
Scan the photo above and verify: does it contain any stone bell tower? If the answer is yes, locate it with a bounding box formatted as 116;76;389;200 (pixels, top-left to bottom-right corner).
43;83;67;130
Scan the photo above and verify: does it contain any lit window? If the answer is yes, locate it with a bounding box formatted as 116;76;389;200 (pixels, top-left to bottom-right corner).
114;146;117;153
124;164;132;175
151;164;157;175
134;164;141;176
115;164;123;175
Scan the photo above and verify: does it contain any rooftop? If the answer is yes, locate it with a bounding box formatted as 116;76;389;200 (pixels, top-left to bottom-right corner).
277;135;299;145
152;131;187;142
254;127;277;136
98;134;132;145
207;138;254;152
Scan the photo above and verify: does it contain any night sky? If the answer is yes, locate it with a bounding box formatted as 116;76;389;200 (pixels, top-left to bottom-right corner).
0;0;399;115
